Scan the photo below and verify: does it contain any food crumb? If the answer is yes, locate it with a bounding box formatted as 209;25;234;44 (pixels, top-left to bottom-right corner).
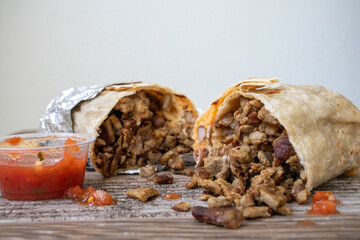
172;202;191;212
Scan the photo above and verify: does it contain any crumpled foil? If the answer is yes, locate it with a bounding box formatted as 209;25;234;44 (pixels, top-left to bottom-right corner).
39;85;107;133
38;83;195;174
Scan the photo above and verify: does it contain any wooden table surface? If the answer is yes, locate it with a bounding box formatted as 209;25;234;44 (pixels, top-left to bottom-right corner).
0;169;359;240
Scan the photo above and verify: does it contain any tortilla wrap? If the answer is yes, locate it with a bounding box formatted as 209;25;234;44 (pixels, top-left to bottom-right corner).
190;78;359;215
72;82;198;177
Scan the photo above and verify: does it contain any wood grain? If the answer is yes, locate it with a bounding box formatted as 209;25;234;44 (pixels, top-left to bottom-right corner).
0;170;359;239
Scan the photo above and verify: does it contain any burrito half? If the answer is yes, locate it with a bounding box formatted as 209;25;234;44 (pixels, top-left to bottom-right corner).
189;78;360;217
72;82;198;177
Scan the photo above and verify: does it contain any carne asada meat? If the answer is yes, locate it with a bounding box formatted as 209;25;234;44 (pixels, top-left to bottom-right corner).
72;83;198;177
191;78;360;218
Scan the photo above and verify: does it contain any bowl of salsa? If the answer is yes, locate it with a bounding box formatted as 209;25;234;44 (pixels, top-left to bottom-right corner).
0;133;94;201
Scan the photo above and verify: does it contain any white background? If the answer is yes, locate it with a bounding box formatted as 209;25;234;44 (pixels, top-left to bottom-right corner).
0;0;359;136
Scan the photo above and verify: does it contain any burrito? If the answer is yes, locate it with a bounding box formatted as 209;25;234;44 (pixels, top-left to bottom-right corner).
71;83;198;177
189;78;360;217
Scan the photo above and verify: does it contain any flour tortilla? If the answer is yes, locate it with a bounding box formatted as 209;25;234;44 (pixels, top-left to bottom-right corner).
72;82;198;175
193;78;360;191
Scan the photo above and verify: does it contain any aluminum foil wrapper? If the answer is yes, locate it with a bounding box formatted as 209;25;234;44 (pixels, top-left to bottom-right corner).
38;83;195;174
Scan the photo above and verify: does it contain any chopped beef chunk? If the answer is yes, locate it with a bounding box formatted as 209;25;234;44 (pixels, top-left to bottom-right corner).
153;174;174;184
192;206;244;229
204;156;229;179
197;179;224;196
191;96;308;219
94;90;195;177
172;202;191;212
207;196;232;208
99;119;115;145
171;167;194;176
242;206;271;219
273;133;296;166
108;115;123;136
126;187;159;203
185;168;209;189
291;179;310;204
94;138;107;148
168;155;185;170
139;166;158;181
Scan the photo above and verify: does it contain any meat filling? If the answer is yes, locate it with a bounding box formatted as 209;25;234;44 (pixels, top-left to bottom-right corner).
191;97;309;217
94;91;195;177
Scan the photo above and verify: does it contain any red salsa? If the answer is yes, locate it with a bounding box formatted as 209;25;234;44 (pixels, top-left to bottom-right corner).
65;185;114;206
162;193;182;200
5;137;22;146
0;138;87;200
307;191;338;215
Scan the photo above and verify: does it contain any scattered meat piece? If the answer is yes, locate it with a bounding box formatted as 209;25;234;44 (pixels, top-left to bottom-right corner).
204;156;229;179
257;150;271;166
199;194;214;201
248;131;267;146
300;170;307;182
114;97;134;113
277;205;291;215
164;135;177;148
94;138;107;148
273;133;296;166
291;179;310;204
163;193;181;200
103;146;114;153
172;202;191;212
185;168;209;189
139;166;158;181
248;112;261;124
214;178;233;197
197;179;224;196
151;112;165;128
171;167;194;176
99;119;116;144
258;107;279;125
108;115;123;136
192;206;244;229
173;144;191;154
207;196;232;208
159;150;175;166
237;193;255;208
147;150;162;165
242;206;271;219
229;146;253;164
126;187;159;203
153;174;174;184
168;155;185;170
255;186;287;211
286;155;303;173
217;112;234;127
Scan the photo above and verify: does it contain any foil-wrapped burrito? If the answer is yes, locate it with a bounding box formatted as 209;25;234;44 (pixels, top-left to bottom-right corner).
40;82;198;177
190;78;360;216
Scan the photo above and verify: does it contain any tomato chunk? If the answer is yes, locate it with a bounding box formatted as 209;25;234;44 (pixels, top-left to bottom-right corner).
65;185;84;199
162;193;182;200
65;185;114;206
5;137;22;146
65;138;79;152
312;191;336;203
307;200;338;215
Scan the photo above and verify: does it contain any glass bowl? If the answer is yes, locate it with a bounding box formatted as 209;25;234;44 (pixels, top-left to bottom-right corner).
0;133;94;201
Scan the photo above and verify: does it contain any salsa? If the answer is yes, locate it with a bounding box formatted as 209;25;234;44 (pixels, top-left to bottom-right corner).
162;193;182;200
65;185;114;206
307;191;338;215
5;137;22;146
0;138;87;200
